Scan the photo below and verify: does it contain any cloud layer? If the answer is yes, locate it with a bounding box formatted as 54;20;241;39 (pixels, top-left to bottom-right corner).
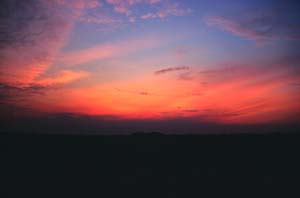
0;0;91;87
154;66;190;75
1;0;299;127
205;7;300;42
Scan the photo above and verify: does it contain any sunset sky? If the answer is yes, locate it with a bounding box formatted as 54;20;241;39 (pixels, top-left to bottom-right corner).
1;0;300;133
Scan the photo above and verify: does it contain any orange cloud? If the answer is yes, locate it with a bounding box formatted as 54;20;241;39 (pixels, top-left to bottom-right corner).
36;70;90;86
26;62;299;124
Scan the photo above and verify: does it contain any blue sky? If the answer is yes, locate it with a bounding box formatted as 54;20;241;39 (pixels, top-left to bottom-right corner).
1;0;299;125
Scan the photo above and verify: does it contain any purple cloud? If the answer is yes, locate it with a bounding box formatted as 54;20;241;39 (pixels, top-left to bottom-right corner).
106;0;161;15
204;11;300;42
154;66;190;75
205;16;268;40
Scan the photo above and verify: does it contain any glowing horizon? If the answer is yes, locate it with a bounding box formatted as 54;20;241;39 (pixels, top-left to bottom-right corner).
1;0;300;126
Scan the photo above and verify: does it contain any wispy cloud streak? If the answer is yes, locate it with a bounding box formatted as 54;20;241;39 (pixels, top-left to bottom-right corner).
204;9;300;42
154;66;190;75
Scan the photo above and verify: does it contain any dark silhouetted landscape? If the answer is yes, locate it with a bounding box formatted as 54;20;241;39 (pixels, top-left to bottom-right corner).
2;131;300;197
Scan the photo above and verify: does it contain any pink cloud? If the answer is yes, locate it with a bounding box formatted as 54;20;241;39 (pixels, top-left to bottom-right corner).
204;14;300;42
204;16;267;40
105;0;191;22
156;3;192;18
129;17;136;23
141;13;157;19
0;0;81;87
80;12;122;24
106;0;161;15
57;36;161;67
140;2;192;20
54;0;102;17
0;0;104;88
56;0;101;9
36;70;90;86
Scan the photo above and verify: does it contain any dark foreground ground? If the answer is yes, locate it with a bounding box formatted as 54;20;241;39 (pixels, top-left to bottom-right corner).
2;132;300;197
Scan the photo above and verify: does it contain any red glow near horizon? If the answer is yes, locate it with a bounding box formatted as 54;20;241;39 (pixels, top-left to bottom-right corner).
1;0;299;125
20;65;299;124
